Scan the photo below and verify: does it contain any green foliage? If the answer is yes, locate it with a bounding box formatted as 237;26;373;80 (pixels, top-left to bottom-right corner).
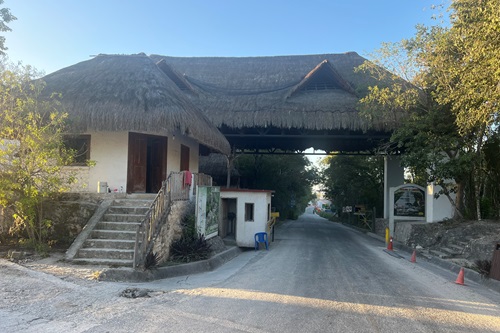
474;259;492;277
356;0;500;220
169;233;211;263
144;251;160;270
235;154;318;219
321;155;384;216
0;1;16;55
180;213;197;238
483;135;500;218
0;60;75;250
420;0;500;137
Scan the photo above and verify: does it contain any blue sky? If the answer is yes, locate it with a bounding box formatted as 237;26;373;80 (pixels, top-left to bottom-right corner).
6;0;445;75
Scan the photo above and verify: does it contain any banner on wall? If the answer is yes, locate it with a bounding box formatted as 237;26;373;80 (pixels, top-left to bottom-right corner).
196;186;220;239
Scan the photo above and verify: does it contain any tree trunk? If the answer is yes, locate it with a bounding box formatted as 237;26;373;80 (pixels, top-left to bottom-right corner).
474;169;482;221
454;181;464;219
474;127;486;221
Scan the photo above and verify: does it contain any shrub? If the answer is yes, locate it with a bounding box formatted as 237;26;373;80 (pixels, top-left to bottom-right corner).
474;259;492;277
169;234;211;263
144;251;161;270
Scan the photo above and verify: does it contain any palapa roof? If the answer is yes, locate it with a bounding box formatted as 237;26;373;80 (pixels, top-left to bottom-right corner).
199;153;240;178
149;52;398;133
41;53;231;155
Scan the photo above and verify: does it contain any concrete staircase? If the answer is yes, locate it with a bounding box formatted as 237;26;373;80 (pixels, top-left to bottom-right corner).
71;194;156;267
427;239;471;260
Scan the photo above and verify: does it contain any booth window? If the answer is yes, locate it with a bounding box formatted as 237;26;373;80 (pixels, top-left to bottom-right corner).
63;135;90;165
245;203;254;222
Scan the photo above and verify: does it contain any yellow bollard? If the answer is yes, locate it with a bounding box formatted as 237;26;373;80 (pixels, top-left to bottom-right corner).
385;227;390;246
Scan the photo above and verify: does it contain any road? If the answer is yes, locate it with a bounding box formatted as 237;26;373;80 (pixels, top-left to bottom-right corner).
1;210;500;332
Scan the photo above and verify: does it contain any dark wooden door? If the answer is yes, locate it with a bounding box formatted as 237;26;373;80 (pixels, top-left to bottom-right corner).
180;144;190;171
147;137;167;193
127;133;147;193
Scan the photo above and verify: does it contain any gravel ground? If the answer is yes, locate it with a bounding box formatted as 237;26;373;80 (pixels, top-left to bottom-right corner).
1;212;500;332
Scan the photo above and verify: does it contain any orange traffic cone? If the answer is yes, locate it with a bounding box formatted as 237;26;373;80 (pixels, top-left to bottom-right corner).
410;250;417;263
455;267;465;285
387;237;393;251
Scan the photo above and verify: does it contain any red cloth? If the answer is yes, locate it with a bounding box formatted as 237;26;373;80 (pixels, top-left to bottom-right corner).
183;170;192;187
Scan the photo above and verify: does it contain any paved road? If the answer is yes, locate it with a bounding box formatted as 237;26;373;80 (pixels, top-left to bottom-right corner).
1;211;500;332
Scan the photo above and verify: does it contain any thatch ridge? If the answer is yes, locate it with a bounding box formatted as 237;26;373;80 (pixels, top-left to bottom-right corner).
41;54;230;155
286;60;357;98
149;52;404;132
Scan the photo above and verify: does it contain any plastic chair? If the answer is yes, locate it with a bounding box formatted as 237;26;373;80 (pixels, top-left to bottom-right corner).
254;232;269;251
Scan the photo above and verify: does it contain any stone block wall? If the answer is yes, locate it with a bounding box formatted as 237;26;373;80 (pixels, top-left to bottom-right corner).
153;200;195;264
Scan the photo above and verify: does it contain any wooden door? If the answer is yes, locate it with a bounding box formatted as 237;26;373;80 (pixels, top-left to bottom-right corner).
127;132;147;193
180;144;190;171
147;136;167;193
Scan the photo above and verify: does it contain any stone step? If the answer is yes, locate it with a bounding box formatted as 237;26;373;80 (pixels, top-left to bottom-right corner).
107;206;149;215
456;241;469;247
91;230;137;241
429;249;453;259
440;247;462;257
71;257;133;267
102;214;145;222
112;199;154;208
84;239;136;250
417;250;434;260
447;244;464;253
95;221;141;232
77;248;134;260
126;193;158;200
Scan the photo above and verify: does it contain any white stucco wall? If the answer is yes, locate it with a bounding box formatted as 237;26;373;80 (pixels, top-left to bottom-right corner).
426;183;455;222
220;190;272;247
166;133;200;173
66;131;201;193
88;131;129;193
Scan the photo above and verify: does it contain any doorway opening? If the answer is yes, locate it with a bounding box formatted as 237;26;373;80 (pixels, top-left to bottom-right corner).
127;132;167;193
221;198;237;240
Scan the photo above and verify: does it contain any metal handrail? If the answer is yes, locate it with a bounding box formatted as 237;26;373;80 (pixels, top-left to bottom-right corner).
132;172;212;269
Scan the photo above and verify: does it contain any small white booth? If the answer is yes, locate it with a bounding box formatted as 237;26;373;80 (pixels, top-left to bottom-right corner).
219;188;273;248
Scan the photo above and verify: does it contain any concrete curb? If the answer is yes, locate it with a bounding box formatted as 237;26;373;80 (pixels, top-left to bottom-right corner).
65;199;114;260
99;246;242;282
365;230;500;294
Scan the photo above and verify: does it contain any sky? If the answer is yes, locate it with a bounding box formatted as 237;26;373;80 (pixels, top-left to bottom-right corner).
5;0;446;75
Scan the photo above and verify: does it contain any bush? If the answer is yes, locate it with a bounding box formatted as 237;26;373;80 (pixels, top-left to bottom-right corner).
144;251;161;270
169;234;212;263
474;259;492;277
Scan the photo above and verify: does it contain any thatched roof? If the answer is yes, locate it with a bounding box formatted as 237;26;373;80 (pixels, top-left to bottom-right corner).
41;53;230;155
199;153;240;177
150;52;401;133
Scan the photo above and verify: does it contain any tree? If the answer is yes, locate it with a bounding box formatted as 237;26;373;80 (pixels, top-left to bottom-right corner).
357;41;472;219
321;155;384;216
0;1;16;55
0;61;75;250
413;0;500;220
357;0;500;220
235;154;318;219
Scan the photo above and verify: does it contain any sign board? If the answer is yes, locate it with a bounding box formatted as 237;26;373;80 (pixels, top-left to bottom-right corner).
393;186;425;217
389;184;426;238
196;186;220;240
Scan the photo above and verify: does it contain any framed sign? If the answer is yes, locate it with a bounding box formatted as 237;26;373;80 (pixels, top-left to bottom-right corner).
393;185;425;217
196;186;220;239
